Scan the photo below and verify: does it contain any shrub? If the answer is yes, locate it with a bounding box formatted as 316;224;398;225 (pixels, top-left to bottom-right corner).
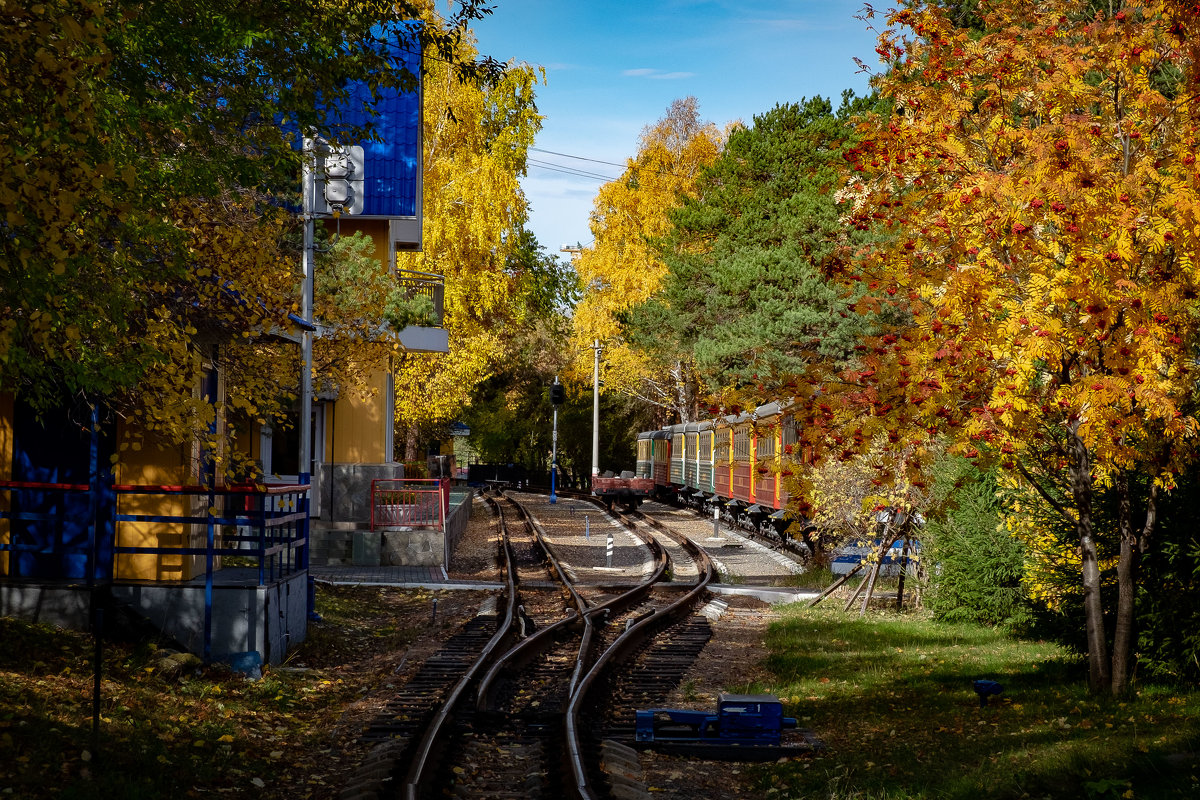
924;458;1031;628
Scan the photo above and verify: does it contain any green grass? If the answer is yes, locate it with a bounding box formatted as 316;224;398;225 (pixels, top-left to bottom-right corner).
739;606;1200;799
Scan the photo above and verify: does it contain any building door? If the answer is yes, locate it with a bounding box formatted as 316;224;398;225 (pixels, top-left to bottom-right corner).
9;400;115;579
260;406;323;518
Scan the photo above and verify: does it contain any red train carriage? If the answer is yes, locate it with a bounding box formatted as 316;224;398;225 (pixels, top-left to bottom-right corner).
635;401;813;544
591;471;654;510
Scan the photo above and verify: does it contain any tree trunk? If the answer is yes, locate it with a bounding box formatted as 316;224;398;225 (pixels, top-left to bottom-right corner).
1068;423;1110;693
404;423;420;463
674;360;693;423
1111;478;1156;695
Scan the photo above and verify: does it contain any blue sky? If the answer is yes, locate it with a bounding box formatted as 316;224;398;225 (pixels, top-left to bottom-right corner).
470;0;883;257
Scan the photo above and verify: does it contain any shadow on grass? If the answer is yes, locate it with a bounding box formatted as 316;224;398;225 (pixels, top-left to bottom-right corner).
742;607;1200;800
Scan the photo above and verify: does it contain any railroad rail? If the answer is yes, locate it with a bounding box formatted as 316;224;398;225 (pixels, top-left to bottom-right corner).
565;509;718;800
340;490;725;800
398;491;672;799
398;493;559;799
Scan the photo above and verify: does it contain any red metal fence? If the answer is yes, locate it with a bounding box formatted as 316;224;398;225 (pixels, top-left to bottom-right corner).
370;478;448;530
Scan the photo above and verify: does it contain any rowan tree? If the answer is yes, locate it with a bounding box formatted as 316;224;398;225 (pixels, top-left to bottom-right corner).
835;0;1200;694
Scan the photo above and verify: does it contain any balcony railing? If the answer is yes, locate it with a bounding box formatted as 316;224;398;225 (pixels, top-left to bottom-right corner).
396;269;445;327
0;480;310;661
0;480;310;586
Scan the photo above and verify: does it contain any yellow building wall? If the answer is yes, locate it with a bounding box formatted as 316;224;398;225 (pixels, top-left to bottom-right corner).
318;218;393;467
113;424;197;582
328;369;388;464
0;392;13;574
327;218;391;266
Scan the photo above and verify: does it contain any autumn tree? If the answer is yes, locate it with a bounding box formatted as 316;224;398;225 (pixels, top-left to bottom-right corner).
457;230;578;472
392;41;544;459
1;0;499;469
570;97;723;422
833;0;1200;694
806;437;935;566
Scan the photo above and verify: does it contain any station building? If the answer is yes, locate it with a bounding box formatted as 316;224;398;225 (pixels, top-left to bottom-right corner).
0;30;466;666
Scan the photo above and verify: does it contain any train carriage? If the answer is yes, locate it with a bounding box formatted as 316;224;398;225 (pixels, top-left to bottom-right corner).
638;429;671;485
592;471;654;510
712;419;732;499
752;402;782;511
633;400;813;545
668;422;686;487
731;413;753;505
696;421;715;498
682;422;700;490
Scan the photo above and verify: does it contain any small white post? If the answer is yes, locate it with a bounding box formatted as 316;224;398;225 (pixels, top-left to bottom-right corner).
606;530;614;568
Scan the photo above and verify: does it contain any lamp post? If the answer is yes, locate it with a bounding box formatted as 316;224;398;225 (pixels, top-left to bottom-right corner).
550;377;561;503
592;339;602;481
300;140;316;622
300;144;315;491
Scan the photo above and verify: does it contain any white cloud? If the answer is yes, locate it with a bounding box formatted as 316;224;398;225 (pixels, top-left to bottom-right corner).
621;68;695;80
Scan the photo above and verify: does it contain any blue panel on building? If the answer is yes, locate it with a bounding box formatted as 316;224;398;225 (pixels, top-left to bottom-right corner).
325;28;422;218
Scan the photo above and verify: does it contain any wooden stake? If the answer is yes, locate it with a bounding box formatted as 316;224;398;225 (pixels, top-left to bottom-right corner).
807;561;865;608
843;568;870;612
895;536;911;610
859;531;901;616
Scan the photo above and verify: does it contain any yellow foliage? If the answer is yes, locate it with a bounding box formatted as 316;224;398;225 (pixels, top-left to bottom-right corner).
568;97;723;411
391;24;542;444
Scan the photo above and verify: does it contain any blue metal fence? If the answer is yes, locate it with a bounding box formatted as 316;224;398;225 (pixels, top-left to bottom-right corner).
1;480;310;661
1;481;309;583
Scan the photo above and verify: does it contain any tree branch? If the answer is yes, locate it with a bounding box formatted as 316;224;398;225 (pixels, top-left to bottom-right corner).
1015;459;1077;527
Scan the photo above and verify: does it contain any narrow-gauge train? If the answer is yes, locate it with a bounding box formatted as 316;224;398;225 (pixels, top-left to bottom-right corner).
591;402;812;541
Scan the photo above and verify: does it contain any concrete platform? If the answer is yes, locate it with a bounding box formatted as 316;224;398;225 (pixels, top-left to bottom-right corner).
309;564;502;591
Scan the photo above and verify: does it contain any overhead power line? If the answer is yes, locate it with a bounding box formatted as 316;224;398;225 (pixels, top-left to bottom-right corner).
526;148;691;183
531;147;630;169
527;158;619;182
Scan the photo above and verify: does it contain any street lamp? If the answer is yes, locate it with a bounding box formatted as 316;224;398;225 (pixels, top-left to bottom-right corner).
592;339;602;481
549;378;565;503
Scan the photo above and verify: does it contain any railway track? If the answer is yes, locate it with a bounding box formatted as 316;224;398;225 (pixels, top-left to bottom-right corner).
566;509;718;800
341;491;724;800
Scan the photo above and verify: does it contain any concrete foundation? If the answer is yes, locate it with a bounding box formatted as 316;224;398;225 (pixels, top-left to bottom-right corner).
315;462;405;524
0;570;308;666
380;528;441;567
308;489;473;569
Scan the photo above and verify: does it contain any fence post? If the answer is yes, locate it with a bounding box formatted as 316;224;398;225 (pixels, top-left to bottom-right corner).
441;479;450;571
369;479;376;531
